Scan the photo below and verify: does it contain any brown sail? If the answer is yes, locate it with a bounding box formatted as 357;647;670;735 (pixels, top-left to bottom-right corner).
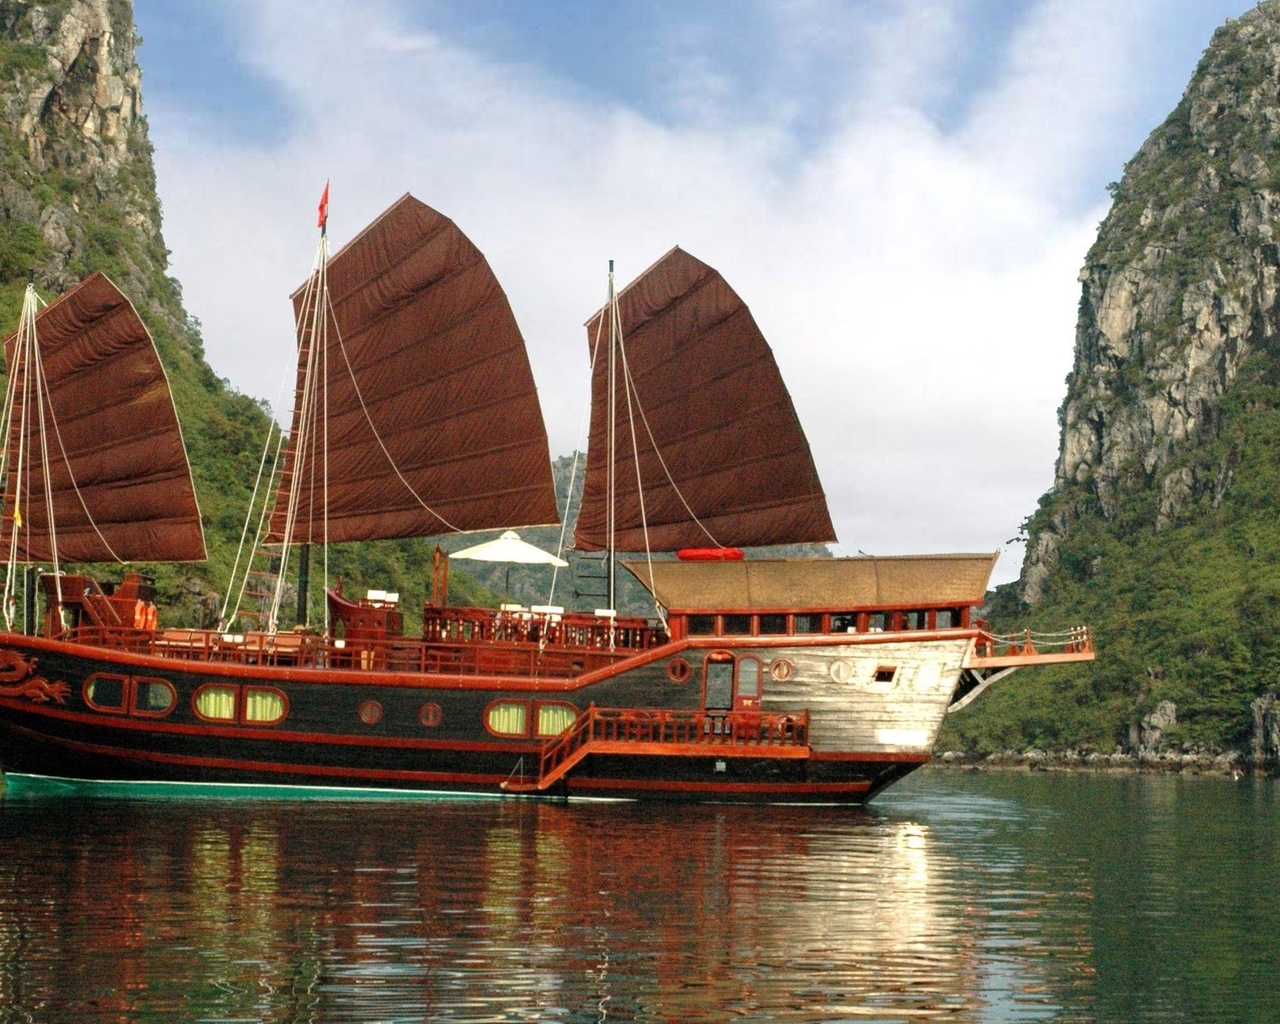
267;194;559;545
0;273;206;563
574;247;835;552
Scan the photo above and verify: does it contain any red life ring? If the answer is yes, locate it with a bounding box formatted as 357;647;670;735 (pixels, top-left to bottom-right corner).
134;600;146;628
145;603;157;630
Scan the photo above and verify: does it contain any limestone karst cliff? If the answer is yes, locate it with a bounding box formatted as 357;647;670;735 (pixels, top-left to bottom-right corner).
1023;3;1280;602
0;0;273;621
945;1;1280;760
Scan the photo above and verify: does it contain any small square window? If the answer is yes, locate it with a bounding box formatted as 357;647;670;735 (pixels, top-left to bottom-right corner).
688;615;716;636
874;665;897;683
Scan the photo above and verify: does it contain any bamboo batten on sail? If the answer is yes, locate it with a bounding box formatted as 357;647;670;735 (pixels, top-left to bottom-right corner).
267;194;559;545
0;273;206;564
575;247;836;552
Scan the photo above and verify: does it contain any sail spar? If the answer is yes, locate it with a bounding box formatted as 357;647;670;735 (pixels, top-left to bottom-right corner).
575;247;836;552
267;194;559;546
0;273;206;564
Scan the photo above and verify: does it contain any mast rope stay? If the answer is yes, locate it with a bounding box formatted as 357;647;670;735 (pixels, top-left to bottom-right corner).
611;292;667;631
218;415;285;630
547;289;610;605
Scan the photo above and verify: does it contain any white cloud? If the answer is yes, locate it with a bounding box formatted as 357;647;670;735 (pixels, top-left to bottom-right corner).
147;0;1184;586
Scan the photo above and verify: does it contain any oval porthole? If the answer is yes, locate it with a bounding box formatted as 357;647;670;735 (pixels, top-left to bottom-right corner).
131;677;177;718
358;700;383;725
84;673;128;714
194;684;238;722
419;702;442;727
770;658;795;683
244;686;288;726
666;658;692;683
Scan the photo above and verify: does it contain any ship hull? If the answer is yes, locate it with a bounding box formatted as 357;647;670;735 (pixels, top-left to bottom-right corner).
0;630;971;804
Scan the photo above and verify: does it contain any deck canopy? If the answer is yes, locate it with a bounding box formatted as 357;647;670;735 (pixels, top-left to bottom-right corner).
575;246;835;552
622;553;1000;612
0;273;206;563
268;193;559;545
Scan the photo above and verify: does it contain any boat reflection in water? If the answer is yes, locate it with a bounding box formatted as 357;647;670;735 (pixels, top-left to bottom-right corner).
0;788;1092;1022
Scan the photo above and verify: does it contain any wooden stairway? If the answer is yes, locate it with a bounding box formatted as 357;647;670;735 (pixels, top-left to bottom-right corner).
501;704;811;794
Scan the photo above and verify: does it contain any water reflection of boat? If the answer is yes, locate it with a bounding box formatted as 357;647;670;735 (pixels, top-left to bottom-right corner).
0;796;1015;1021
0;194;1093;802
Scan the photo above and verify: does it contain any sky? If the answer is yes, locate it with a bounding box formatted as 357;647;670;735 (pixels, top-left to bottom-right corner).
131;0;1252;585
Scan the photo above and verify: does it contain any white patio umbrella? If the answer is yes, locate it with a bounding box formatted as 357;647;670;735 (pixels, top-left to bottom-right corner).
450;530;567;601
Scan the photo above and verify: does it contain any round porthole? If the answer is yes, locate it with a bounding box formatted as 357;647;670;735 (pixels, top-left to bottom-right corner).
828;659;853;684
666;657;692;683
770;658;795;683
419;702;442;727
359;700;383;725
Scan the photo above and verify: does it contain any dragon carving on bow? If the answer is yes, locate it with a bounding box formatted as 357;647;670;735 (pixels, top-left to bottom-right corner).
0;648;70;704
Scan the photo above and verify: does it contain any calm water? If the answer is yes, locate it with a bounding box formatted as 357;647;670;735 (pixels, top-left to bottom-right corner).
0;769;1277;1023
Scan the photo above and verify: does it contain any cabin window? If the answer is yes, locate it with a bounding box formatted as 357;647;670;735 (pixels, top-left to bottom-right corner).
867;612;888;632
419;703;442;727
722;614;751;636
937;608;958;628
687;615;716;636
770;658;795;682
758;614;786;635
875;665;898;684
194;685;237;722
358;700;383;726
704;653;735;711
794;614;824;634
485;701;530;737
536;702;578;738
903;610;927;630
131;677;176;717
667;658;692;683
244;687;287;725
831;613;857;633
84;673;127;713
736;657;763;699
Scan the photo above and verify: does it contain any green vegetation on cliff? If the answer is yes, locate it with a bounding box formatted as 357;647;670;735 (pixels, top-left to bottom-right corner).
944;4;1280;758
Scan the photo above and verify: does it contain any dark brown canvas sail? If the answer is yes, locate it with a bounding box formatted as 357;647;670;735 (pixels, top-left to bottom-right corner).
0;273;206;563
268;194;558;545
575;247;835;552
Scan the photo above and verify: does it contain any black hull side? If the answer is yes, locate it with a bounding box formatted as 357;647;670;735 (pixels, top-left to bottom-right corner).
0;635;937;804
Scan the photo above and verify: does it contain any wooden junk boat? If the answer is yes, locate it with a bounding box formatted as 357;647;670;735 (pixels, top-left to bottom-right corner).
0;195;1094;802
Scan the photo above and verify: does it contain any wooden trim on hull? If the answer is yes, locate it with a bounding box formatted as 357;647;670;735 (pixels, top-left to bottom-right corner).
565;776;873;800
0;627;982;692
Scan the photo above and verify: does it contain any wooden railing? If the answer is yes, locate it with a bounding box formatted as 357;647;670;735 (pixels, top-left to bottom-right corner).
970;623;1095;666
505;704;811;793
50;623;651;679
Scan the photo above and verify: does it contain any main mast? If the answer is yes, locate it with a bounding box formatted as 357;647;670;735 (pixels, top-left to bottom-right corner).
270;183;332;634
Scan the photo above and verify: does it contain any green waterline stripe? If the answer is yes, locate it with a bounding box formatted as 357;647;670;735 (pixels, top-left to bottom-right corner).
0;771;629;803
0;771;521;802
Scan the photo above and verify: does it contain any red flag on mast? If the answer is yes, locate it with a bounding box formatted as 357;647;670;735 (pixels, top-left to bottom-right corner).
317;180;330;230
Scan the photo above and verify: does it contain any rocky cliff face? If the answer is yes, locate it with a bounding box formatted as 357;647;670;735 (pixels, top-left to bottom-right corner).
1023;2;1280;602
0;0;173;303
942;2;1280;758
0;0;270;622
